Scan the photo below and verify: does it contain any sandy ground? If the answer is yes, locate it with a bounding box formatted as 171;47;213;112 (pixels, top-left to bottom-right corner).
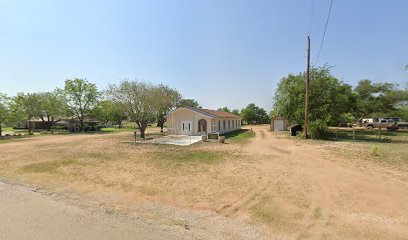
242;126;408;239
0;126;407;239
0;179;197;240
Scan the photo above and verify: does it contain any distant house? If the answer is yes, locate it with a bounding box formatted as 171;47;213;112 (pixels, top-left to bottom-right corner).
166;107;242;135
66;117;101;132
16;116;66;130
16;116;101;131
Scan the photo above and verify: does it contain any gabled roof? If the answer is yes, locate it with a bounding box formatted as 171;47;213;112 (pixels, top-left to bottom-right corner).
168;107;241;119
188;107;241;118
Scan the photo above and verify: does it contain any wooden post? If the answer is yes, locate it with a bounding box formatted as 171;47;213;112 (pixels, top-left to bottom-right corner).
378;127;381;141
134;131;137;144
335;127;338;140
304;36;311;139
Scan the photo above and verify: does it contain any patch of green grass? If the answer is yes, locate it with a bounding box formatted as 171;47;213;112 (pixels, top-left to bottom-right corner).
20;159;78;173
313;207;323;219
370;145;380;156
250;196;304;232
0;139;15;144
222;129;255;143
250;197;293;230
100;127;135;133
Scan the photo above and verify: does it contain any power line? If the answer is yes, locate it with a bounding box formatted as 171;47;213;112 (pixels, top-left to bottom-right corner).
315;0;334;65
308;0;315;36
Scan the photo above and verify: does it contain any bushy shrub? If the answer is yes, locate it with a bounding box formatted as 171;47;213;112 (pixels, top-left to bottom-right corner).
309;119;329;140
295;131;305;139
371;146;380;156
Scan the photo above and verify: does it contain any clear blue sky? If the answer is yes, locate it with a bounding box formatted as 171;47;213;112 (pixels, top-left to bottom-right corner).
1;0;407;111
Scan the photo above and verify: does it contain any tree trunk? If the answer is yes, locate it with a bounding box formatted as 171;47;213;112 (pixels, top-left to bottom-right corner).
46;120;53;131
158;119;164;133
140;126;146;139
0;123;2;137
118;120;123;128
138;121;148;139
80;116;84;131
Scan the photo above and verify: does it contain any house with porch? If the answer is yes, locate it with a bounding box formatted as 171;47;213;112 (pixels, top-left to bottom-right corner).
166;107;242;135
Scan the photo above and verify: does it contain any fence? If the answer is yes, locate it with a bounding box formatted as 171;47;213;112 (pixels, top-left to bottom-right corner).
328;127;408;143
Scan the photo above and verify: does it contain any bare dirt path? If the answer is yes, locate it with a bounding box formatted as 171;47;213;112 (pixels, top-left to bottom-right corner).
242;125;408;239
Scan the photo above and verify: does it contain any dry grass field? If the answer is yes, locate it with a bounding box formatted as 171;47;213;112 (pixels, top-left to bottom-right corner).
0;125;407;239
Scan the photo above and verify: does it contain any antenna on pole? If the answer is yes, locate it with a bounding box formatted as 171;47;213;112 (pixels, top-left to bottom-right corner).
304;35;311;139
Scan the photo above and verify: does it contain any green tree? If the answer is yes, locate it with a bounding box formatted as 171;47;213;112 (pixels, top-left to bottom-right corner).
9;91;66;131
6;96;26;130
63;78;100;128
0;93;10;136
231;109;240;116
37;91;66;128
11;93;42;133
241;103;269;124
354;79;407;118
153;84;181;132
217;107;231;113
91;100;127;127
107;80;157;139
176;98;201;108
273;66;357;126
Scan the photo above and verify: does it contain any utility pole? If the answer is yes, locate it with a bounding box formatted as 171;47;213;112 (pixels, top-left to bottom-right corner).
304;35;311;139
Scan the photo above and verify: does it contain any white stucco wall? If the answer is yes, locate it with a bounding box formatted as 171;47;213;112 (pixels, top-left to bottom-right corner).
167;108;241;135
166;108;212;135
214;118;241;134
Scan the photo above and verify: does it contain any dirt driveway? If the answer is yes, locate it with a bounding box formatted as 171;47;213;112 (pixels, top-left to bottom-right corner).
0;126;407;239
242;125;408;239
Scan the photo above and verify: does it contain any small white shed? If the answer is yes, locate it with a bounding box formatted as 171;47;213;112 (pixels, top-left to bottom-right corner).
270;116;288;131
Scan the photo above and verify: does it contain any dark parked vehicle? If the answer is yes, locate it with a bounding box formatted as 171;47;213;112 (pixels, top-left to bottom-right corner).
289;124;302;136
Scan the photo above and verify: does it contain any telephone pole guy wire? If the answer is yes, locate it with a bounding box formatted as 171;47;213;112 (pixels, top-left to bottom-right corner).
315;0;334;65
308;0;315;36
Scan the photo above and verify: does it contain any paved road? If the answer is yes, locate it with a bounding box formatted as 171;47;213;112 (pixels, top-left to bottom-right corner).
0;181;196;240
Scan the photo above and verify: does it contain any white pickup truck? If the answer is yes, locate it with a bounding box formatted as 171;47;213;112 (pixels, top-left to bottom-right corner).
363;118;400;130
